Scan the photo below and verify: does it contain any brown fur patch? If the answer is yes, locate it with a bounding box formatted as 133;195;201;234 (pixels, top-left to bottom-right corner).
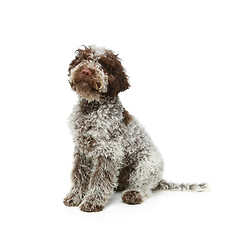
98;50;130;97
121;190;143;205
80;201;104;212
116;166;131;191
123;108;132;126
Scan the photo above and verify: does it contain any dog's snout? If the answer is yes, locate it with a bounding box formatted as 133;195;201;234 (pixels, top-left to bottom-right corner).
81;69;92;78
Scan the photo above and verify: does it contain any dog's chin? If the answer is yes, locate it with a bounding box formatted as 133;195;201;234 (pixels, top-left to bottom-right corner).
78;81;91;91
75;82;100;101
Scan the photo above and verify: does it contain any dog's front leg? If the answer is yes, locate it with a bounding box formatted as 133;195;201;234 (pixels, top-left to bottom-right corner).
63;147;91;207
80;155;119;212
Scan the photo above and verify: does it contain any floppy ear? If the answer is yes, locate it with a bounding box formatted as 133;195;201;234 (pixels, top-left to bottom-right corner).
99;51;130;97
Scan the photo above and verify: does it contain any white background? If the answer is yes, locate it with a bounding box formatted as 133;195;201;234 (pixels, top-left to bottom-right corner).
0;0;239;239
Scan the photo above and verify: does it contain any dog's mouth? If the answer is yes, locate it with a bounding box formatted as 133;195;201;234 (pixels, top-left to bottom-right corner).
75;78;102;91
74;80;101;101
78;80;90;89
81;82;89;87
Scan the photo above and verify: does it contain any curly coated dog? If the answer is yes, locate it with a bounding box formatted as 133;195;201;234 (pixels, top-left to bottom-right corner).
63;45;208;212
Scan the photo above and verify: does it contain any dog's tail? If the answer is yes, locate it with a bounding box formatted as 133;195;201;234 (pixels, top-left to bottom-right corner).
154;179;209;192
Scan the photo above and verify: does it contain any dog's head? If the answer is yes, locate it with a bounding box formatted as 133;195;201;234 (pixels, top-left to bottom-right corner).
68;45;130;101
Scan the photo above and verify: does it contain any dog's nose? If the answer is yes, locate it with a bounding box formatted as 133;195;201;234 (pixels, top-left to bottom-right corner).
81;69;92;78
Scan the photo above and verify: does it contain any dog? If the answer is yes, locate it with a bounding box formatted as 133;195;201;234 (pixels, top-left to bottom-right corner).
63;45;208;212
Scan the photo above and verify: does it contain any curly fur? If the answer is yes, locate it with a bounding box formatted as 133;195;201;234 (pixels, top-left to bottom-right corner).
63;45;208;212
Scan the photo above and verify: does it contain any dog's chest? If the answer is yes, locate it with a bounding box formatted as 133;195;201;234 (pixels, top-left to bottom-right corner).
74;112;100;150
73;107;120;151
69;98;125;155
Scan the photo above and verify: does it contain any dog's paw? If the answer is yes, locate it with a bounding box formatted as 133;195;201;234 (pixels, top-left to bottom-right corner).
122;190;143;205
63;194;81;207
79;201;104;212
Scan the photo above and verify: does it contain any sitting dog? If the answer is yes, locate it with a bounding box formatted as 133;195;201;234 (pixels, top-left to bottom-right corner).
63;45;208;212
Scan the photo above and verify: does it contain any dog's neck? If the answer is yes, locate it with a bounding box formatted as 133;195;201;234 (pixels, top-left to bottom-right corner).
78;96;120;115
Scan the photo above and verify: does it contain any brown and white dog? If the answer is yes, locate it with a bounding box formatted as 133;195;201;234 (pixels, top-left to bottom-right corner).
63;45;208;212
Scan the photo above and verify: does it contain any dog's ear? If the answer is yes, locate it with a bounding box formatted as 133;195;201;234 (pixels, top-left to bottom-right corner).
99;51;130;97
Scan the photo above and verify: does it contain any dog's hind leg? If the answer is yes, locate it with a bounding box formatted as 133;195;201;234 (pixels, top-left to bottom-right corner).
121;147;164;204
